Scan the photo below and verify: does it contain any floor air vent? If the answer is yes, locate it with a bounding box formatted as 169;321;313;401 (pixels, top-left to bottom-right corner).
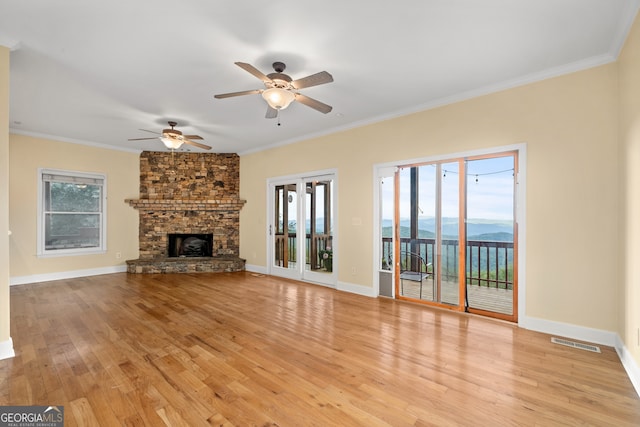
551;337;601;353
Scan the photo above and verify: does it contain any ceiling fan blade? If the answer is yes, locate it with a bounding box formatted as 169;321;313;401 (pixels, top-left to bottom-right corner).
138;129;160;135
214;89;261;99
184;139;212;150
291;71;334;89
265;106;278;119
184;135;203;140
128;137;158;141
235;62;272;83
294;93;333;114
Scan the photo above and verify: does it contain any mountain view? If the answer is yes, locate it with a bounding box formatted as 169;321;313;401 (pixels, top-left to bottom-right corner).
293;217;513;241
287;216;514;288
381;217;513;241
380;217;515;288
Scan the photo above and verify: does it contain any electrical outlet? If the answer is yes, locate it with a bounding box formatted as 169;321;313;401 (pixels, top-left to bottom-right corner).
351;267;357;275
116;252;122;259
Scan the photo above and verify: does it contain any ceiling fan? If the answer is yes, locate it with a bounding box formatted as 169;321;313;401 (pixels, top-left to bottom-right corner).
214;61;333;118
128;121;211;150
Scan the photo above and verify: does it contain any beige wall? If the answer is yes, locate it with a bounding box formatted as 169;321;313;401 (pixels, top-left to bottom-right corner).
1;47;10;347
619;14;640;367
9;134;140;278
241;63;620;332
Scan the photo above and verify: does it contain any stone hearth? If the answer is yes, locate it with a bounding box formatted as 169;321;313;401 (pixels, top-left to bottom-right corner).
125;151;246;274
126;256;245;274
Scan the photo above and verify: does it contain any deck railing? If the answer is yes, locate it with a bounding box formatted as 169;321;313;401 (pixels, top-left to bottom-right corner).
383;237;514;290
275;235;513;289
274;233;333;270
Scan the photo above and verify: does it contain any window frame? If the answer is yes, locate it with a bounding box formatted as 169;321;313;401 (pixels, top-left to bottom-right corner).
37;168;108;257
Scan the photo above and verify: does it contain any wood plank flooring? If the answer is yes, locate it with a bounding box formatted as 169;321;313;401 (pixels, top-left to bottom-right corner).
1;272;639;426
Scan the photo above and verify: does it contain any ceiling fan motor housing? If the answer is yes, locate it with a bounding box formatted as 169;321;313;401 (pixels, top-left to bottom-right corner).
163;129;182;136
266;62;293;88
163;121;182;137
267;73;292;88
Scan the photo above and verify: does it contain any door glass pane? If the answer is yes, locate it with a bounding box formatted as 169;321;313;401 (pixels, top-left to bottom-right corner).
380;176;393;271
379;175;394;297
398;162;458;305
397;167;411;298
440;161;459;306
415;165;436;302
305;180;333;273
398;166;437;301
276;187;284;234
465;156;515;315
273;184;297;269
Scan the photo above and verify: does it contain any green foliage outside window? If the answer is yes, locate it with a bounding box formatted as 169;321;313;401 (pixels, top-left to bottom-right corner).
48;182;100;212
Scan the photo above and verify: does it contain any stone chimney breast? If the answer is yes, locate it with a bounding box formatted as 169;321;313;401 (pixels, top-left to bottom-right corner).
125;151;246;274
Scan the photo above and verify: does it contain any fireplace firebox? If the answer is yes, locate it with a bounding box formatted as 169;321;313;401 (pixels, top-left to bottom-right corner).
168;233;213;258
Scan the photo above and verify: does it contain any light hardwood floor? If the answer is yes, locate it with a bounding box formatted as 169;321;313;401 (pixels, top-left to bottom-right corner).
1;272;639;426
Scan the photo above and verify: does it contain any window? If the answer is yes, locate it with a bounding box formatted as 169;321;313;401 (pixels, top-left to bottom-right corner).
38;169;107;257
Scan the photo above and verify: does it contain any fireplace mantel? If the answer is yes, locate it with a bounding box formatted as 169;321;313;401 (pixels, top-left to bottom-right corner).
126;198;246;211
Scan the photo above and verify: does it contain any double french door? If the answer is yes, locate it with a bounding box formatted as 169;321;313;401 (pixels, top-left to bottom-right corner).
269;173;336;287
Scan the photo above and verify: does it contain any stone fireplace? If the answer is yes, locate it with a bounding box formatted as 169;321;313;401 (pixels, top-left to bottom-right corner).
125;151;246;273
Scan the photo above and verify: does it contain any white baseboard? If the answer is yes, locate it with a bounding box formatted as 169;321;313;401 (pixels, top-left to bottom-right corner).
244;266;375;298
10;265;128;286
615;334;640;398
519;315;618;347
337;280;376;297
520;315;640;398
0;337;15;360
244;264;268;275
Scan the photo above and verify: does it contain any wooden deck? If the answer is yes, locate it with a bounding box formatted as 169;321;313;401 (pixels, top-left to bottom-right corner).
401;279;513;315
4;272;638;425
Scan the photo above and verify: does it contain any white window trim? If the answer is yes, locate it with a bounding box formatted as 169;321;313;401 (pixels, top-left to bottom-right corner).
37;168;108;257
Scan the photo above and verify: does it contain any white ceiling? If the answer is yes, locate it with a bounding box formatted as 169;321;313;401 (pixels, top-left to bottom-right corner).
1;0;638;154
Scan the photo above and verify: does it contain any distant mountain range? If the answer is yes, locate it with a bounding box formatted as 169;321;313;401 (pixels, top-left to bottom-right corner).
295;217;514;242
382;217;513;241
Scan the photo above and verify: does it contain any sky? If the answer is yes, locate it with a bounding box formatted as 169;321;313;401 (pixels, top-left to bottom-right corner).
381;155;515;221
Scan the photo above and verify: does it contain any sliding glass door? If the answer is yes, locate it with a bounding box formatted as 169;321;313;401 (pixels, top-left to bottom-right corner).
393;151;518;321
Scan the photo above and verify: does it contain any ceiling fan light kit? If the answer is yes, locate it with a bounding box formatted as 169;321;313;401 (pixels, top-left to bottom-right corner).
262;87;295;110
160;135;184;150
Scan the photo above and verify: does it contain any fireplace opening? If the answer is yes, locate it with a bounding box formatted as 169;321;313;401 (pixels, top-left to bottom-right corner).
168;233;213;258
